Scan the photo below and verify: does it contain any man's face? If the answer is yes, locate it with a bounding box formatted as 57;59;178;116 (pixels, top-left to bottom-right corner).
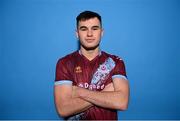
76;17;103;50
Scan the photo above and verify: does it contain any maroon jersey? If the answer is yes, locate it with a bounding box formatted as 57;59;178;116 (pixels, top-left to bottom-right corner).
55;51;127;120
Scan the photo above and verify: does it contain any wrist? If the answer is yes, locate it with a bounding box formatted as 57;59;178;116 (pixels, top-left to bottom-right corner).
77;87;90;98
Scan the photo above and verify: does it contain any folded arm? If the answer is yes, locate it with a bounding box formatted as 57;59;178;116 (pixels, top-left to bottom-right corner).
74;78;129;110
54;82;115;117
54;77;129;117
54;84;93;117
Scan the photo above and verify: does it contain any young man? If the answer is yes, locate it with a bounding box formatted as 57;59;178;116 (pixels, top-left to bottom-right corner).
54;11;129;120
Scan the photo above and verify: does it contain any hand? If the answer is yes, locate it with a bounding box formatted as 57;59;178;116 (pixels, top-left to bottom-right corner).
72;86;79;98
102;83;114;92
72;86;91;99
72;86;87;98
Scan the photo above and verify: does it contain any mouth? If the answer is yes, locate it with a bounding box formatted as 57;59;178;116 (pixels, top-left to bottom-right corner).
85;39;95;43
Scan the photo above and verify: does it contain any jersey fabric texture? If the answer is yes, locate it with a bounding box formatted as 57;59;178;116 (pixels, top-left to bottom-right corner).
55;50;127;120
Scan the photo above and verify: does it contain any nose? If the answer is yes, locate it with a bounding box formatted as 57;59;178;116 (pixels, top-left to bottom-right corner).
87;30;93;37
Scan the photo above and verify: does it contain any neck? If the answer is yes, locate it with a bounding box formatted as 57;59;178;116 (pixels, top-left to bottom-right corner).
80;47;100;61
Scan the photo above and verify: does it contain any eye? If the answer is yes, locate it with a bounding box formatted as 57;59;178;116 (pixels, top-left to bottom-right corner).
92;26;100;30
80;28;87;31
79;26;88;31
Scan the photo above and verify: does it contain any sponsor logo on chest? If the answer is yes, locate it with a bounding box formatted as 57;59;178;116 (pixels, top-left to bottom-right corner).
78;82;105;90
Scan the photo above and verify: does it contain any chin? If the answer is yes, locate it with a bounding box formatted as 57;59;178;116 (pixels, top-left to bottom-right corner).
81;44;99;51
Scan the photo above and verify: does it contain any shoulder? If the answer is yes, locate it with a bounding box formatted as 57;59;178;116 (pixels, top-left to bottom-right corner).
56;51;79;65
102;51;124;63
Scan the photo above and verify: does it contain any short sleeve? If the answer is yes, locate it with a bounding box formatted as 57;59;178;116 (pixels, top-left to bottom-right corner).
112;57;128;80
54;59;73;85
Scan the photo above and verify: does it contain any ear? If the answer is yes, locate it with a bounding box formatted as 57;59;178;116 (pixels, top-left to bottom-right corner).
101;28;104;37
75;29;79;39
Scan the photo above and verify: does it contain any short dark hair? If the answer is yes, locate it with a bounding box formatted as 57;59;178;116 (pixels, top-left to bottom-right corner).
76;11;102;28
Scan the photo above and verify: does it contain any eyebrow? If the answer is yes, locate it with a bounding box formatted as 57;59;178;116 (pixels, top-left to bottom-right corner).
79;26;87;29
79;25;101;29
92;26;100;28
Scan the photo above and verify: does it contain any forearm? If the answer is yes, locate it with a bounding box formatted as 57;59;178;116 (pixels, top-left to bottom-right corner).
59;83;114;116
54;85;93;117
77;88;128;110
57;97;92;117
